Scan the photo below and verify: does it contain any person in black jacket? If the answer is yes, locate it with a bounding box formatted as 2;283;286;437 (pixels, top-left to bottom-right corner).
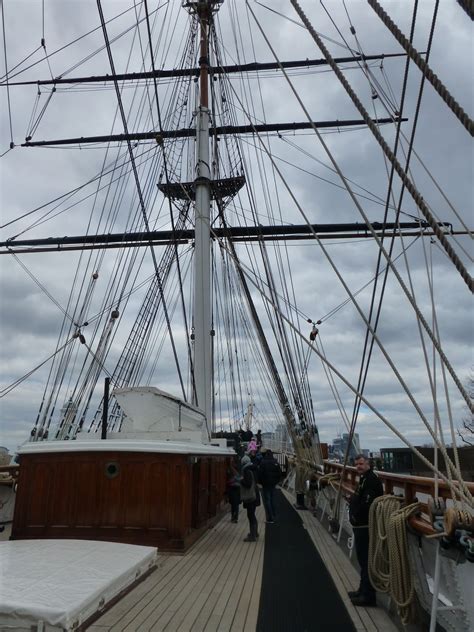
348;454;384;607
240;454;261;542
258;449;282;524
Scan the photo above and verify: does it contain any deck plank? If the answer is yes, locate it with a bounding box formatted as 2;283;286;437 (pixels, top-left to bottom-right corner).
187;518;256;631
193;505;265;632
120;524;237;631
93;506;265;632
98;525;217;627
161;519;250;631
105;517;231;630
227;512;265;632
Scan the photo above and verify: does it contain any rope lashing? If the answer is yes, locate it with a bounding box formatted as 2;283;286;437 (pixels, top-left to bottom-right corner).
318;472;340;492
427;506;474;538
367;0;474;137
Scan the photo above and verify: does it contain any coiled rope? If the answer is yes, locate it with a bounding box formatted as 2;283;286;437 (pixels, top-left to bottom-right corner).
388;502;423;625
368;495;404;593
368;496;422;625
367;0;474;137
290;0;473;294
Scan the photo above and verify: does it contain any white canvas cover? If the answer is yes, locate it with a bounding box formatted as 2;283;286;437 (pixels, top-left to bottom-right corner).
0;539;157;631
113;386;209;443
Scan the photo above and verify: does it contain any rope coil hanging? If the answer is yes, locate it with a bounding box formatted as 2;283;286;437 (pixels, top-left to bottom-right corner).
368;496;422;625
368;495;404;593
388;502;422;625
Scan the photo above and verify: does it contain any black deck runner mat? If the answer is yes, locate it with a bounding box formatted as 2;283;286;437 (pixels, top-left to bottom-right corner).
256;490;356;632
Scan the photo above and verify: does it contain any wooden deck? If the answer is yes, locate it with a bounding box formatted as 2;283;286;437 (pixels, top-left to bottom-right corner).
89;506;266;632
89;492;400;631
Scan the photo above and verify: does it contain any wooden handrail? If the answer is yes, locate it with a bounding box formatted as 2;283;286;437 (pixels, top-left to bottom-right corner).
0;464;19;474
321;460;474;495
318;460;474;536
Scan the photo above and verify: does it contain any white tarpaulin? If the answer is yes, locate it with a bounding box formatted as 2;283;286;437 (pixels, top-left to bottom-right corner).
0;539;157;631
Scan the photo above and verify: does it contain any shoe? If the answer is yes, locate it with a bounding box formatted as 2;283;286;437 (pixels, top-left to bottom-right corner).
350;595;376;607
231;518;238;523
247;533;259;539
348;590;361;599
243;536;256;542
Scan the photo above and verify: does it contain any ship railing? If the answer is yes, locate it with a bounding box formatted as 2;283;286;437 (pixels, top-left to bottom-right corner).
0;464;19;486
318;460;474;535
262;438;293;455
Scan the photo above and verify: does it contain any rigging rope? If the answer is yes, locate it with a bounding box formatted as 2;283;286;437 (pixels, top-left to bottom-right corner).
333;23;416;517
96;0;186;400
0;338;75;398
1;0;13;148
289;0;473;294
217;239;473;504
246;0;473;416
143;0;196;401
367;0;474;137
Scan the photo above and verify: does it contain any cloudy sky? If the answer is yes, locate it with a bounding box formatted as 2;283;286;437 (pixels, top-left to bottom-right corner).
0;0;472;457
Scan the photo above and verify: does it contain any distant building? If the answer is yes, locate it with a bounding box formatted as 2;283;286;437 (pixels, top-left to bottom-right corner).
274;423;290;446
330;433;361;462
380;446;474;481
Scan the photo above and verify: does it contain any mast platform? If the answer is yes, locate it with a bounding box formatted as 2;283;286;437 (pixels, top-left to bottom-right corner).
158;176;245;202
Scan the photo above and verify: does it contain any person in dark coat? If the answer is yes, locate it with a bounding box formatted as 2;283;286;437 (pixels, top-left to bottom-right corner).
258;449;281;523
348;454;384;607
240;454;260;542
226;460;241;523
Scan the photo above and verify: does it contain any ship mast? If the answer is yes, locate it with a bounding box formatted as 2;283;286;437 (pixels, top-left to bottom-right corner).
184;0;222;429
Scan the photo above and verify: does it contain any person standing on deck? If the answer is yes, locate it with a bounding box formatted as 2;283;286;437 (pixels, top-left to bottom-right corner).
348;454;384;607
240;454;261;542
226;459;241;523
308;471;319;516
258;449;282;524
247;437;257;453
294;459;308;510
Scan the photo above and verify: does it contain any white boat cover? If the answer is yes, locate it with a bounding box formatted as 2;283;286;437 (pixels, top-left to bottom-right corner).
0;539;157;631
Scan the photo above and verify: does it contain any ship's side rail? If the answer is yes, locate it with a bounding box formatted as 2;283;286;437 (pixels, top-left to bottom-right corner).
0;465;18;528
318;461;474;535
0;464;19;481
